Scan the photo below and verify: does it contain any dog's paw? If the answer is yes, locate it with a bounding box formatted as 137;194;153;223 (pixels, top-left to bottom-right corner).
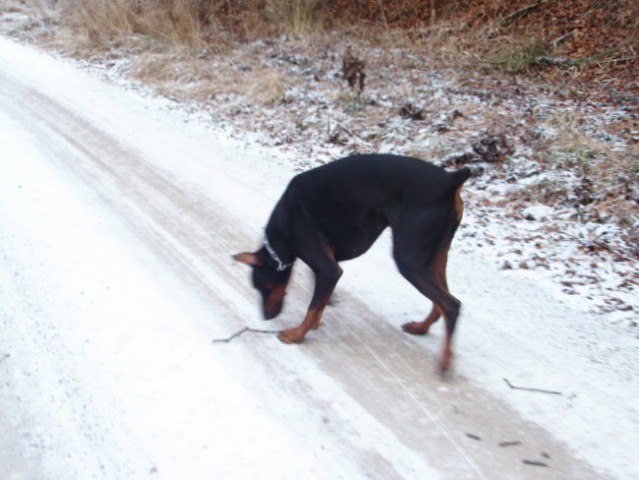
438;350;453;377
278;329;305;344
402;321;431;335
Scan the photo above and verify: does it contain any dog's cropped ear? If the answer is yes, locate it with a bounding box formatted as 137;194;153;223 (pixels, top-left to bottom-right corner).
233;252;263;267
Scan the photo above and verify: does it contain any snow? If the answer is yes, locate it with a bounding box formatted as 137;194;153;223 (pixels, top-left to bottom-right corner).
1;36;638;480
0;93;325;479
0;37;437;480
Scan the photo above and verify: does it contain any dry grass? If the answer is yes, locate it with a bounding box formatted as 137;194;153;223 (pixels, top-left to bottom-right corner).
245;68;286;105
548;112;613;163
58;0;221;50
264;0;324;36
125;48;286;106
11;0;560;76
54;0;327;48
345;19;484;66
487;37;550;73
512;112;639;229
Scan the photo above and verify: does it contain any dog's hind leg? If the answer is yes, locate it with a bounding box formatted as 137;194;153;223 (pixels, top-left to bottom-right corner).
403;275;460;371
394;233;460;371
402;240;450;335
403;305;441;335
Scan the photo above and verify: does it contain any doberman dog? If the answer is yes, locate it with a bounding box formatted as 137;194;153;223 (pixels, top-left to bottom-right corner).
234;153;471;371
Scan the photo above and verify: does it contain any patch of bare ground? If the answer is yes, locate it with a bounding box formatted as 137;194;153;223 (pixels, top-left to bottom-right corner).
1;0;637;318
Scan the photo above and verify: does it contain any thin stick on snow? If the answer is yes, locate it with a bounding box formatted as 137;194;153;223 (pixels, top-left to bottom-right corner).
212;327;279;344
503;378;562;395
499;440;523;447
522;459;550;467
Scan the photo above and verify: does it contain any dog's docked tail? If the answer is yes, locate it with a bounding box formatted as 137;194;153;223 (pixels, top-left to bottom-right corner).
452;167;472;187
451;167;471;222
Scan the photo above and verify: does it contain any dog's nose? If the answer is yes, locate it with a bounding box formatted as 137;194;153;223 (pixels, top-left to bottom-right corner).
263;301;282;320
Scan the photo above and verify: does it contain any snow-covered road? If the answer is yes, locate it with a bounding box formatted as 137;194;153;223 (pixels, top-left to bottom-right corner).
1;37;637;479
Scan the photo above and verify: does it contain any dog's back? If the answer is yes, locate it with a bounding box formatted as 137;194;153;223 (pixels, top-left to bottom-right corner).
280;154;470;261
289;154;465;205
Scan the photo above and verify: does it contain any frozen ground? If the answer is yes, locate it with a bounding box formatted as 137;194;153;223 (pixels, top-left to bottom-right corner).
0;37;638;479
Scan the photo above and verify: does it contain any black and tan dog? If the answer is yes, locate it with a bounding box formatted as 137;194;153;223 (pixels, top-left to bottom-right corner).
234;154;471;371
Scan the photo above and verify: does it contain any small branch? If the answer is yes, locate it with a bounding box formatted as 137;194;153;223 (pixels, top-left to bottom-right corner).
522;459;550;467
495;0;551;29
592;55;638;65
212;327;279;344
504;378;562;395
499;440;523;447
551;31;574;48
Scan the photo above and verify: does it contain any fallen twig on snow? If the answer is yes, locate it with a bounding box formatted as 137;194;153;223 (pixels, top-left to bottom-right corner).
212;327;279;344
499;440;523;447
504;378;562;395
522;459;550;467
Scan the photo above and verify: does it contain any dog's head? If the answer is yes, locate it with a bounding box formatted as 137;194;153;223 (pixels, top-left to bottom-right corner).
233;251;293;319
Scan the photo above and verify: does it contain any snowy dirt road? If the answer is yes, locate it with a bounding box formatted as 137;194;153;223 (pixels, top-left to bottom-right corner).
1;38;637;479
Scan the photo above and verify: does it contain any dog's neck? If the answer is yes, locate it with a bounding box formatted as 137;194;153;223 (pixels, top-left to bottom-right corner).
263;218;295;271
263;235;293;271
263;196;297;271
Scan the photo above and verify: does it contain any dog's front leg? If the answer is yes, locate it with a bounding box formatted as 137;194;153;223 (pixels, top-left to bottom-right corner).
278;264;343;344
277;306;326;344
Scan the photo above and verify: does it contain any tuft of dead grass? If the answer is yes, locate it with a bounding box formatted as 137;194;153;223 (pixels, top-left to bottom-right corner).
127;49;238;102
245;68;285;105
227;0;326;40
58;0;222;51
488;37;551;73
266;0;324;37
